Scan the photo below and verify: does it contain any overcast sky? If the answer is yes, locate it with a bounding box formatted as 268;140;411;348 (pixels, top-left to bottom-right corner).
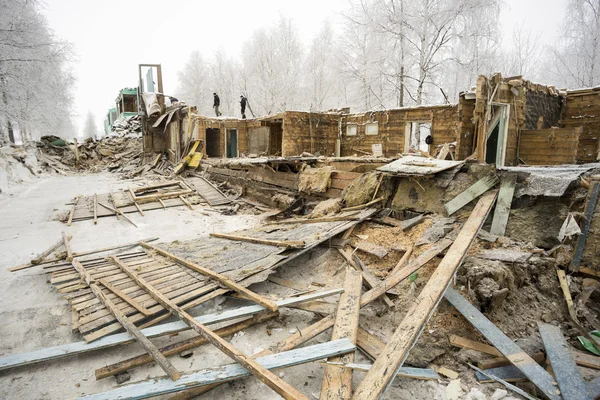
41;0;566;136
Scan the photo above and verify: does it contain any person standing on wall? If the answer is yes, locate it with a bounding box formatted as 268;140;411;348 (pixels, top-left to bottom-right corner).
213;93;222;117
240;95;247;119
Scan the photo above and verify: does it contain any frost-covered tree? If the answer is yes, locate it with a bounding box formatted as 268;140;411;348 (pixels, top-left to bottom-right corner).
549;0;600;88
175;50;211;114
504;22;543;79
304;22;337;110
0;0;75;143
83;111;97;140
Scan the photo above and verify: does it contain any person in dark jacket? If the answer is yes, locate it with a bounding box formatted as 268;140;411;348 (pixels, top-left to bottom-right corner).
240;95;247;119
213;93;222;116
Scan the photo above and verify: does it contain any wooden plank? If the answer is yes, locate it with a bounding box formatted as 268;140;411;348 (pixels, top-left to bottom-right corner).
0;289;342;372
63;231;73;262
95;311;279;380
388;246;413;276
352;241;388;259
114;256;309;400
478;352;546;370
71;260;181;381
137;245;279;312
469;363;539;400
98;278;152;316
208;233;304;248
444;287;560;400
490;174;516;236
321;268;362;400
449;335;502;357
179;195;194;210
67;197;78;226
31;237;66;265
93;193;98;225
539;322;590;400
444;175;498;216
78;339;355;400
352;191;497;400
268;212;360;225
338;249;394;308
98;202;137;227
170;239;453;400
341;196;385;212
571;182;599;271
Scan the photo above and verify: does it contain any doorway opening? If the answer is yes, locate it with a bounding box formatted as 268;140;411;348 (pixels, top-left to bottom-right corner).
405;121;432;153
206;128;221;157
267;120;283;156
226;129;238;158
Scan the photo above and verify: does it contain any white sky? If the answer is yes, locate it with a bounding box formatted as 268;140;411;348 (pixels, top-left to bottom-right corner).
41;0;566;136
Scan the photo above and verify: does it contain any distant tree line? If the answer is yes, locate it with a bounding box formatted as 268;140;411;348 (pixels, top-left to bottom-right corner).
176;0;600;117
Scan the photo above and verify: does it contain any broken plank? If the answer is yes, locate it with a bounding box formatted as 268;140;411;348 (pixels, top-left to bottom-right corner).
208;233;304;248
401;215;425;231
97;202;137;227
67;196;79;226
268;212;360;225
95;311;279;380
352;190;497;400
98;278;152;316
444;175;498;216
0;289;342;372
79;339;355;400
31;237;67;265
469;363;538;400
449;335;502;357
179;195;194;211
338;249;394;308
538;322;590;400
478;352;546;370
341;196;385;212
321;268;362;400
571;182;600;271
445;287;560;400
352;241;388;259
71;260;180;381
63;231;73;262
322;362;440;381
137;245;278;312
489;174;516;236
115;257;309;400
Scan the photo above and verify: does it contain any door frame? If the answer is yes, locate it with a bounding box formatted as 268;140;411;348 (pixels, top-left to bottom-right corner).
225;128;239;158
485;103;510;166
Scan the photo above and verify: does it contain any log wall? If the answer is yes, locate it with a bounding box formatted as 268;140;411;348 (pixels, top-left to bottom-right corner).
518;127;581;165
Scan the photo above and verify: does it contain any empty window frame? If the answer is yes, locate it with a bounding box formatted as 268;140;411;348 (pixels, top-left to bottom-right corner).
405;121;432;153
366;123;379;135
346;124;357;136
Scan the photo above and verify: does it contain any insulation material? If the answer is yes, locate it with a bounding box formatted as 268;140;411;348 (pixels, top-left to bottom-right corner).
558;213;581;242
142;92;161;116
502;164;599;197
297;166;334;194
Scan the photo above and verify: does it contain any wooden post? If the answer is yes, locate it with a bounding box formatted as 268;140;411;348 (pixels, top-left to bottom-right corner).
71;259;181;381
320;268;362;400
352;191;497;400
112;256;309;400
138;244;279;312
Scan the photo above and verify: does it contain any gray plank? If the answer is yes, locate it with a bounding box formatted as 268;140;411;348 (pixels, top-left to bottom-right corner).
77;339;355;400
587;376;600;399
326;362;440;380
444;175;498;215
475;364;526;382
469;364;539;400
0;288;343;371
490;174;516;236
538;322;591;400
444;287;560;400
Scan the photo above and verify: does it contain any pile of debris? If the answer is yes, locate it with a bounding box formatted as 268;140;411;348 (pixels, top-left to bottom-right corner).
109;114;142;137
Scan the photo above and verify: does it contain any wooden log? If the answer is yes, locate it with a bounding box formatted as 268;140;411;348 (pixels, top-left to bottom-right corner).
31;237;66;265
320;268;362;400
208;233;304;248
67;196;78;226
539;323;590;400
113;256;309;400
95;311;278;380
63;231;73;262
97;202;137;227
137;244;278;312
78;339;355;400
444;175;498;216
352;191;497;400
445;288;560;400
98;278;152;316
71;260;181;381
0;289;343;372
93;193;98;225
170;239;453;400
490;174;516;236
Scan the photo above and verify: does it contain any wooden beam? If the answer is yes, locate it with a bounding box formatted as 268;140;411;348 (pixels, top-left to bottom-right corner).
137;245;278;312
469;363;539;400
133;201;145;216
478;352;545;370
490;174;516;236
67;196;78;226
93;193;98;224
98;278;152;316
0;288;342;372
444;287;560;400
71;260;181;381
95;311;279;380
571;182;599;271
78;339;355;400
538;323;590;400
179;195;194;210
97;202;137;227
352;191;497;400
31;238;66;265
322;362;440;381
389;246;413;276
267;212;360;225
62;231;73;262
444;175;498;216
321;268;362;400
208;233;305;248
113;256;309;400
449;335;502;357
341;196;385;212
